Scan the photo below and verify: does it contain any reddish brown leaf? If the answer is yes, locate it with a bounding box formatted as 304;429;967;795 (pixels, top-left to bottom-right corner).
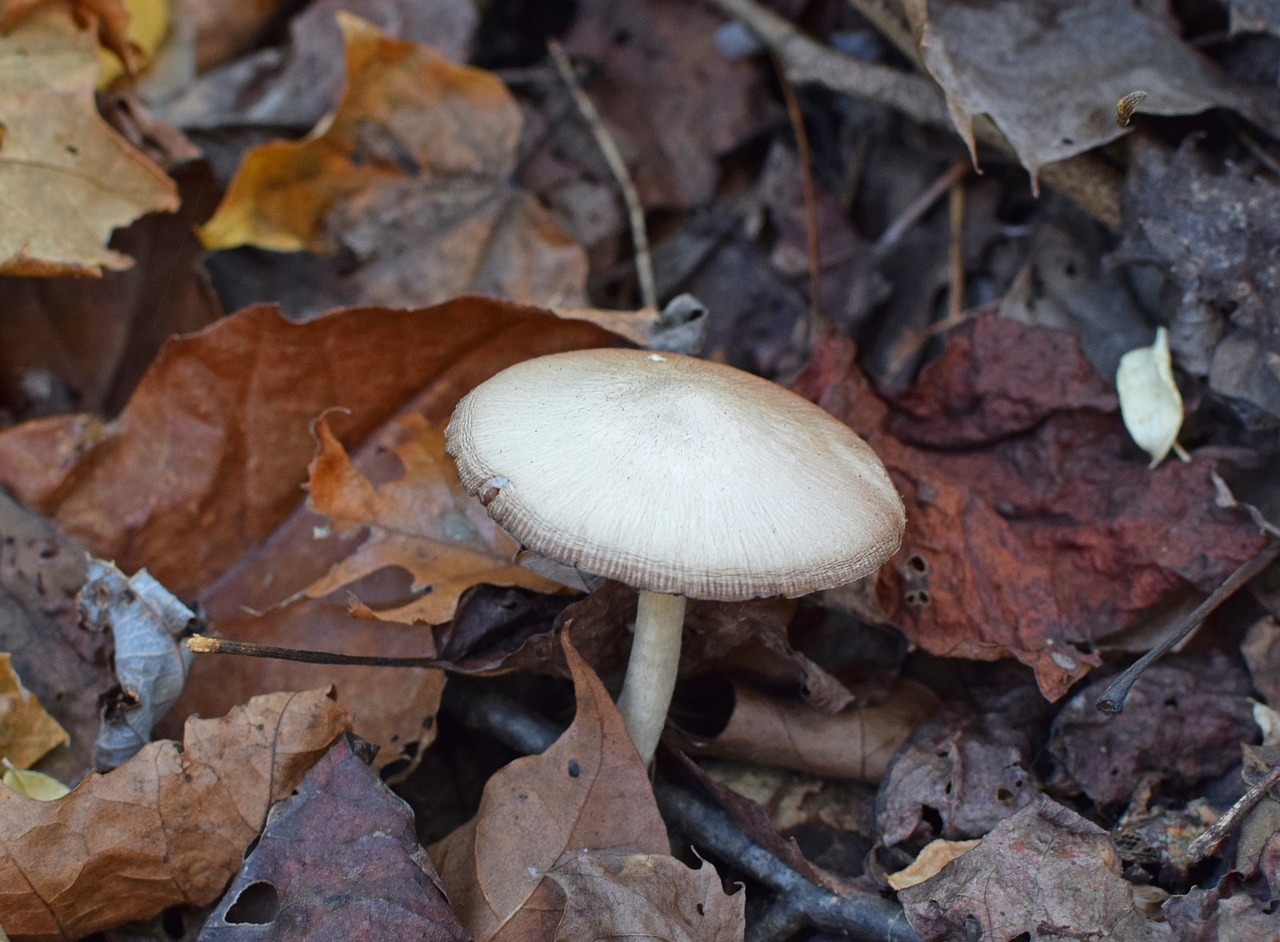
794;316;1267;698
429;634;668;942
201;736;468;942
0;299;615;599
0;298;615;762
0;689;351;941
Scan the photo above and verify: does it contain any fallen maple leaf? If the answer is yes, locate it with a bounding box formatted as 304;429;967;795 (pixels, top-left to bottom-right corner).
201;736;469;942
0;688;350;941
430;635;668;941
0;4;177;275
200;13;585;308
0;654;68;770
301;413;558;625
548;850;744;942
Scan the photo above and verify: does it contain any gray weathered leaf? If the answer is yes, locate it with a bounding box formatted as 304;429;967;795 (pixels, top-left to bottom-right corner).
78;559;195;769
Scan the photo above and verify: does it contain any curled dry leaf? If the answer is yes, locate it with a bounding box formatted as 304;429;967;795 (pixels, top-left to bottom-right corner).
0;655;68;770
0;688;351;941
0;5;178;275
200;13;585;309
548;851;744;942
899;795;1175;941
674;678;938;783
78;558;195;769
301;413;558;625
429;634;668;942
201;737;468;942
1117;327;1184;467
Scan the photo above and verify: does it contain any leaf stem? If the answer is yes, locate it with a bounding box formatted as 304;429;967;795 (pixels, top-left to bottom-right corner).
186;634;441;669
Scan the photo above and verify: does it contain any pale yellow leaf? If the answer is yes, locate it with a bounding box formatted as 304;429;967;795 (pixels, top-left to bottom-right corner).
1117;326;1184;467
887;837;981;890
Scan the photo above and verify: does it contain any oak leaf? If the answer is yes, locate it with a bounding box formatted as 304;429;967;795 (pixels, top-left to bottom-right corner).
0;4;177;275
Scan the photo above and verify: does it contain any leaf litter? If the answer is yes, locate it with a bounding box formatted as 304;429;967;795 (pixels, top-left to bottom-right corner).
2;0;1280;938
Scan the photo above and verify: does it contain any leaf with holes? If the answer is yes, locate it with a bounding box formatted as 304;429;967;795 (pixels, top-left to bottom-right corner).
201;736;467;941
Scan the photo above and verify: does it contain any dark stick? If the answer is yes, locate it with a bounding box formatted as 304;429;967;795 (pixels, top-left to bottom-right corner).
443;680;923;942
1095;538;1280;714
186;634;442;669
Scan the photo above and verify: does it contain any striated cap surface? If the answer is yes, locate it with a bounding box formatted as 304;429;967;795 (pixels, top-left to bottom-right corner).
445;349;904;601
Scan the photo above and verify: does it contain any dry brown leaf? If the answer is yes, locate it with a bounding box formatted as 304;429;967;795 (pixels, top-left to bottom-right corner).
674;678;938;783
199;13;584;308
0;299;616;599
0;4;177;275
1;0;137;70
900;0;1280;184
0;688;351;941
898;794;1174;941
885;838;980;891
562;0;765;210
548;851;744;941
301;413;558;625
430;634;668;942
0;654;69;769
0;157;221;419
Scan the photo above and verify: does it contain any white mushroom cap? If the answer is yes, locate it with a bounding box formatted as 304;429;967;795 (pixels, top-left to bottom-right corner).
445;349;905;601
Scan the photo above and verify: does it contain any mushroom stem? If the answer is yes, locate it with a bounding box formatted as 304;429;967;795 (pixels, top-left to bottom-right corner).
616;590;688;765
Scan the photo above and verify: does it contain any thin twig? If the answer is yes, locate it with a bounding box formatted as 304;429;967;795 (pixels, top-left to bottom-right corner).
772;52;824;345
186;634;441;669
947;173;965;321
1095;538;1280;714
547;40;657;311
873;158;969;258
1187;761;1280;861
442;680;923;942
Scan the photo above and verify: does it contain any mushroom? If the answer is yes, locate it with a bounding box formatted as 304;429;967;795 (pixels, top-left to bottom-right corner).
445;348;904;765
